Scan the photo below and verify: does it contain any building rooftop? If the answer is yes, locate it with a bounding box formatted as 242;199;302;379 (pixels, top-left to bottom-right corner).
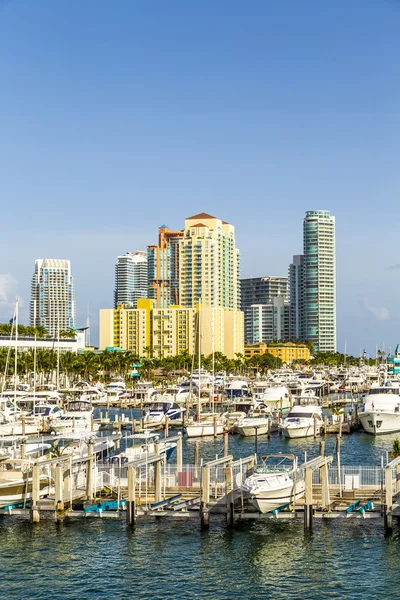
186;212;217;220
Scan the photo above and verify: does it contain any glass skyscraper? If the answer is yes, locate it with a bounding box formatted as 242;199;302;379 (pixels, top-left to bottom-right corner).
30;259;75;337
303;210;336;352
114;251;148;308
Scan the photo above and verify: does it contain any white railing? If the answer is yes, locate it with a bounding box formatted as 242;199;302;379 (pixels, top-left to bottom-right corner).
312;466;386;488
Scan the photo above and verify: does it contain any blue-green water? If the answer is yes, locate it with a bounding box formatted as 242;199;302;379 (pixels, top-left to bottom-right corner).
1;517;400;599
2;412;400;599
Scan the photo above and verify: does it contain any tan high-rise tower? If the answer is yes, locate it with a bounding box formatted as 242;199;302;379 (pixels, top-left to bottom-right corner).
179;213;240;309
147;226;183;308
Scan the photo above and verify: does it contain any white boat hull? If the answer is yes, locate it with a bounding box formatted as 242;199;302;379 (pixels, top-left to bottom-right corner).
0;474;50;508
249;480;305;513
283;424;320;439
236;419;273;437
0;423;40;436
186;422;225;438
359;411;400;435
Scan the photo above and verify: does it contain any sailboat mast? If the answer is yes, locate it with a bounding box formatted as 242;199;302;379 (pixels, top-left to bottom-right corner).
211;307;215;407
14;297;18;414
57;314;60;390
198;300;201;418
33;300;37;411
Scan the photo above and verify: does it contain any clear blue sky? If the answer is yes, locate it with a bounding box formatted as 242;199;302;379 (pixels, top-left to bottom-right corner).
1;0;399;355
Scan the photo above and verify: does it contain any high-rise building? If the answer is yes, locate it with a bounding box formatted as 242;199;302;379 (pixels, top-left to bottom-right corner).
114;251;148;308
147;226;184;308
179;213;240;310
30;259;75;337
240;277;288;344
288;255;304;340
244;297;289;345
240;276;288;310
303;210;336;352
99;300;244;359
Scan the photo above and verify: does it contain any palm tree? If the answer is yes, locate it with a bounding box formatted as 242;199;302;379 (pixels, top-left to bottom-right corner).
389;439;400;460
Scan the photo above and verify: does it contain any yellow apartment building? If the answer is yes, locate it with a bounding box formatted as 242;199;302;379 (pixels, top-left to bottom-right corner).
244;342;310;363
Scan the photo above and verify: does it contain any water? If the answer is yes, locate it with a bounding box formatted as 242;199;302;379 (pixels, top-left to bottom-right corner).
99;406;400;466
1;517;400;599
2;411;400;599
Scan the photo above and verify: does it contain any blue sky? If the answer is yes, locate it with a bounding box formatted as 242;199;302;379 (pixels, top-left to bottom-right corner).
1;0;400;355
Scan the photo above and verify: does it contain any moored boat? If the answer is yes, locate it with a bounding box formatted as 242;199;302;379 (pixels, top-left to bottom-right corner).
240;454;305;513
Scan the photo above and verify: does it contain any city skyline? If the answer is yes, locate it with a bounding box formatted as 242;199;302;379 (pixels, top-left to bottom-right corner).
1;1;399;355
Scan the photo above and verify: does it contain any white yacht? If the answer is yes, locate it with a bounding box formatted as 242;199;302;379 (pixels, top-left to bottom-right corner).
359;383;400;434
235;416;277;437
280;405;323;439
259;386;291;411
225;379;250;401
51;399;96;432
185;419;225;438
132;382;158;404
241;454;305;513
119;431;177;462
191;369;214;391
0;467;51;508
144;400;186;425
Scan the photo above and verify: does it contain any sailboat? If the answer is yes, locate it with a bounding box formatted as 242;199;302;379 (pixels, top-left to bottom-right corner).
0;299;41;436
185;302;225;438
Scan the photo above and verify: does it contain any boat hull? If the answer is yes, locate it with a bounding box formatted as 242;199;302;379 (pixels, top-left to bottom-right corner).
249;481;305;513
185;423;225;438
359;411;400;435
236;419;272;437
0;474;50;508
283;424;320;439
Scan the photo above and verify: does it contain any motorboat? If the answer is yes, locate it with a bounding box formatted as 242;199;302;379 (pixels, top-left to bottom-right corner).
359;383;400;434
132;382;159;403
50;400;96;432
241;454;305;513
225;379;250;400
119;431;177;462
0;460;51;508
144;400;186;425
191;369;214;391
280;405;323;439
185;419;225;438
259;386;291;411
26;403;64;427
49;433;115;459
235;416;277;437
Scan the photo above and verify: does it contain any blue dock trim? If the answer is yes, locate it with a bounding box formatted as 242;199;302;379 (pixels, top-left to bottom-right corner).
359;500;374;515
346;500;361;514
272;503;290;515
2;501;31;511
150;494;182;509
84;500;127;514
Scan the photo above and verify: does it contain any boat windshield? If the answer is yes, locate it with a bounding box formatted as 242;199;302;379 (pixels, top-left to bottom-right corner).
67;401;91;411
254;465;292;474
287;412;313;418
149;402;170;412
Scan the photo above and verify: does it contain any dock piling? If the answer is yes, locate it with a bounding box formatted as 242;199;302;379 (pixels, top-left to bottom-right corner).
86;444;95;501
55;465;64;513
225;465;234;526
30;465;40;524
176;433;183;472
127;466;136;528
